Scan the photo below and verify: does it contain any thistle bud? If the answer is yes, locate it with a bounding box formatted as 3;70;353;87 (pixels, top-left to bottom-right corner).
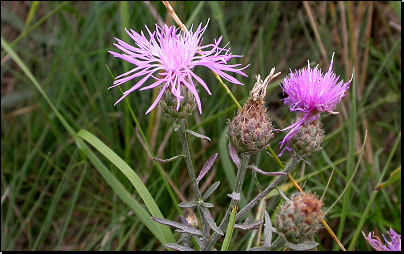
159;83;197;120
228;70;279;154
288;113;325;157
274;192;324;244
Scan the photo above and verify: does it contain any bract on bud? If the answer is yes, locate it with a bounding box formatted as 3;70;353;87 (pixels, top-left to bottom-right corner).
159;83;197;119
274;192;324;244
288;113;325;157
228;70;280;154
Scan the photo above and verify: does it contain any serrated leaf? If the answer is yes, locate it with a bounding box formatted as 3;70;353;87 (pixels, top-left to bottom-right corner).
196;153;218;185
202;181;220;201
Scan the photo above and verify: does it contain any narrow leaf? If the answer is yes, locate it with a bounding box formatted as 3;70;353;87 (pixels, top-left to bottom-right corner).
375;166;401;190
201;181;220;201
185;128;211;141
178;201;199;208
199;202;214;208
199;207;223;235
77;130;176;243
152;217;204;237
248;164;286;176
234;220;263;230
228;143;240;169
165;243;195;251
263;211;275;247
153;155;185;163
284;241;319;251
247;246;270;251
221;205;238;251
196;153;218;184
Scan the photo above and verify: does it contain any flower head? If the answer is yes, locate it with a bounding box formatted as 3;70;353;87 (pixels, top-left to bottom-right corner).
109;20;249;114
362;228;401;251
274;192;324;245
228;70;279;154
278;53;352;155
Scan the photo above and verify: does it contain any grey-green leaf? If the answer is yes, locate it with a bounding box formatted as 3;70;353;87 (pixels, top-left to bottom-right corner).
202;181;220;201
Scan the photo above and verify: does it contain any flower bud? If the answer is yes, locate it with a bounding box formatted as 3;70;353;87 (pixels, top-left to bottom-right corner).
159;83;197;119
228;72;279;154
274;192;324;244
288;113;325;157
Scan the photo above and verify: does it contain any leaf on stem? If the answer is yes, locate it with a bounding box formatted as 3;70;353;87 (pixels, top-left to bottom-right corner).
201;181;220;201
196;153;218;185
152;155;185;163
263;211;276;247
199;206;224;236
152;217;204;237
165;243;195;251
248;164;286;176
228;143;240;169
234;219;264;230
178;201;199;208
284;241;319;251
185;128;211;141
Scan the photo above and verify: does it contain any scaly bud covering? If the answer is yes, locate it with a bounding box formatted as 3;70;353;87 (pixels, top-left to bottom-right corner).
160;82;197;119
228;69;280;154
287;113;325;157
274;192;324;244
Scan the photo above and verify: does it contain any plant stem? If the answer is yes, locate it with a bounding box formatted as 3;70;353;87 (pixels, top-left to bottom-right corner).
202;153;250;250
176;119;202;200
203;156;301;250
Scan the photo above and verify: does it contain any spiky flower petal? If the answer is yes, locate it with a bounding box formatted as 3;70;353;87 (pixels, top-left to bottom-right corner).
279;53;352;154
363;228;401;251
109;20;249;114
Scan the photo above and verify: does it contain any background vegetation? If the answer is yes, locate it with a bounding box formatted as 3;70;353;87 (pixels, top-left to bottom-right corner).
1;1;401;251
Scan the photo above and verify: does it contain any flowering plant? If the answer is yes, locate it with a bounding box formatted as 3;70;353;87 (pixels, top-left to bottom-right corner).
363;228;401;251
109;20;249;114
278;53;352;155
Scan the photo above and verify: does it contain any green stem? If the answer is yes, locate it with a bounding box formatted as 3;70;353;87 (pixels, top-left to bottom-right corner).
203;156;301;251
202;153;250;250
176;119;202;200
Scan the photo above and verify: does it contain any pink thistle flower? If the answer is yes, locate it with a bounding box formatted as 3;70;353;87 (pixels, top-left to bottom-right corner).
109;20;249;114
362;228;401;251
278;53;352;156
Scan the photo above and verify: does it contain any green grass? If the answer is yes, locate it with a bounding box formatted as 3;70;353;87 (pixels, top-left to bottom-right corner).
1;1;401;251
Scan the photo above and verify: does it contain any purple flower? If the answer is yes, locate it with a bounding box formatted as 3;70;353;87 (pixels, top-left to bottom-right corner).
362;228;401;251
109;20;249;114
278;53;352;155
